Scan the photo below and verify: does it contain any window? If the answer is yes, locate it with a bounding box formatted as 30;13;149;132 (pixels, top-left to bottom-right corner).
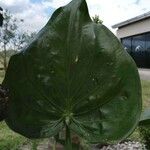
121;37;132;54
132;34;146;67
132;34;145;53
121;32;150;68
145;33;150;67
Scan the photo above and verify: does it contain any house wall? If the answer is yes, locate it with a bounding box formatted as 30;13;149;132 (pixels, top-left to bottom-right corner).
116;18;150;38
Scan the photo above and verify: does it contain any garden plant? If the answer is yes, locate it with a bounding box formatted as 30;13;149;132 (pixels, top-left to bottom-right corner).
139;108;150;149
0;0;142;149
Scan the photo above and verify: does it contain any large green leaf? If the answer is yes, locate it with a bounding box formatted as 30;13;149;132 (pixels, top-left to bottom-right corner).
139;108;150;126
3;0;142;143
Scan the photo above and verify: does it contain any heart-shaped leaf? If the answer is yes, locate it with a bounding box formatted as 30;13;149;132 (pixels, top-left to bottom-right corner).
3;0;142;144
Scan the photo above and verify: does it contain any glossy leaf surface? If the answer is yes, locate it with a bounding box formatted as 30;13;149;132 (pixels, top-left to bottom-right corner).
3;0;142;143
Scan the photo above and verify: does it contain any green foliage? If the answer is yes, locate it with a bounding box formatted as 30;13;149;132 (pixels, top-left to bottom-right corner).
31;140;39;150
0;121;40;150
139;126;150;149
92;15;103;24
0;122;26;150
2;0;142;148
139;108;150;149
0;10;36;72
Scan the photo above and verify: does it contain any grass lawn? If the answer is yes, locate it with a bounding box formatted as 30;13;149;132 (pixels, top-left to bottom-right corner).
0;71;150;149
0;122;27;150
141;80;150;109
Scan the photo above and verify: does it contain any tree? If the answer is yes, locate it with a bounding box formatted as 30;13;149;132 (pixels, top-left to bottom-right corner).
92;15;103;24
12;32;37;52
0;10;20;72
0;10;36;72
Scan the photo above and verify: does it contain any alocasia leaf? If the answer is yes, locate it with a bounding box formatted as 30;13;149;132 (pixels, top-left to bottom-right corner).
3;0;142;144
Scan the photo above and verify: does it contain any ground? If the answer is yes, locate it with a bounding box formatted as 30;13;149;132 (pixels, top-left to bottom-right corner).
0;69;150;149
139;68;150;81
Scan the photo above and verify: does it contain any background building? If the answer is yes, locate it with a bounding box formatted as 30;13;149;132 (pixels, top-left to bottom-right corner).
112;12;150;68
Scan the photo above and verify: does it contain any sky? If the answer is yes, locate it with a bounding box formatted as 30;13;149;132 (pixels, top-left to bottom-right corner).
0;0;150;34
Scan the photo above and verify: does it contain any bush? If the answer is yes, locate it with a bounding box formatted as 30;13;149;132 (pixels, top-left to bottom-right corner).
139;126;150;149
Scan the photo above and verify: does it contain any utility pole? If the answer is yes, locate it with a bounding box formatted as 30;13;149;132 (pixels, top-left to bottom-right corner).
0;7;3;27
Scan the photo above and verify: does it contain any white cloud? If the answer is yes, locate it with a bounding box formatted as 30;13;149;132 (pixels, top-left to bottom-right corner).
0;0;29;13
85;0;150;31
0;0;29;6
0;0;49;32
42;0;71;9
44;0;150;32
16;2;48;32
0;0;150;34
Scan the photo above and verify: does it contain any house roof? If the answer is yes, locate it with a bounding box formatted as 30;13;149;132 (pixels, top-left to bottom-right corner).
112;11;150;29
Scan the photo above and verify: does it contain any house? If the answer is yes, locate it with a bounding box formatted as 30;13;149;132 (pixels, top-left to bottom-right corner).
112;12;150;68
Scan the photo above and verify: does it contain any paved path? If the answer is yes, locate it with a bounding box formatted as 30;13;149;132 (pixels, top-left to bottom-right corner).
138;68;150;81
